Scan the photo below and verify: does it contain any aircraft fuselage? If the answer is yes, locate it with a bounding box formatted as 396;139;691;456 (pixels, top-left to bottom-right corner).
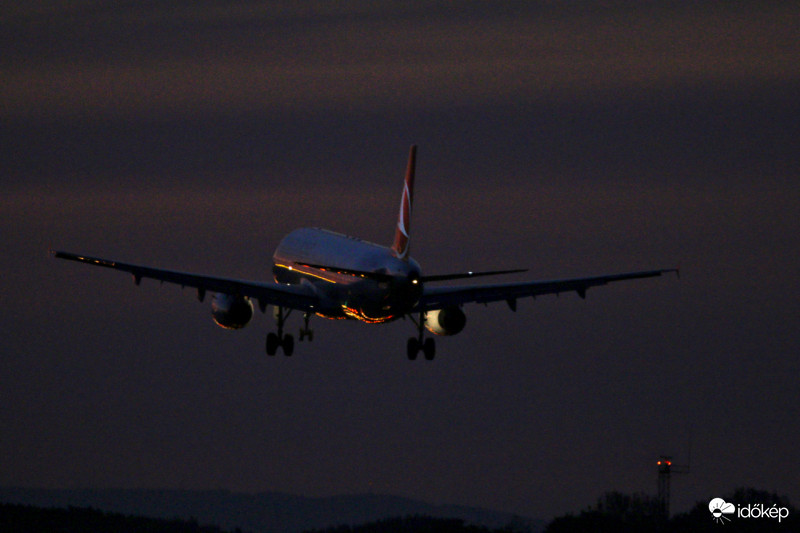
272;227;422;323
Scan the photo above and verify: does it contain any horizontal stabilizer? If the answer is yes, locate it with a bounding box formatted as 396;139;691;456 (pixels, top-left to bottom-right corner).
421;268;528;283
296;264;527;284
296;262;395;282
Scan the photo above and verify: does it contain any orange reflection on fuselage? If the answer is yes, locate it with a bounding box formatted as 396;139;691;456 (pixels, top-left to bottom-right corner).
273;262;339;284
342;304;395;324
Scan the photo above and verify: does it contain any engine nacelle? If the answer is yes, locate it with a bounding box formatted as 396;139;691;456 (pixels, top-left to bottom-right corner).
424;307;466;336
211;293;254;330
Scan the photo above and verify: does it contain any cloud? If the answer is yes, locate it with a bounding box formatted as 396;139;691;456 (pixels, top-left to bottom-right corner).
4;2;798;118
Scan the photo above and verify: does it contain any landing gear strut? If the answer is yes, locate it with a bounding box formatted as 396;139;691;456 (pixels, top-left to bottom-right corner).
299;312;314;342
266;306;294;356
407;311;435;361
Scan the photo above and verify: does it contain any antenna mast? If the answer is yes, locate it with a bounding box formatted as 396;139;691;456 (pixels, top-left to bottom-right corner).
657;453;690;518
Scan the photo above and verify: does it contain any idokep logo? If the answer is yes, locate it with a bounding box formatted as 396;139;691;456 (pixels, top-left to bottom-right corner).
709;497;790;524
709;498;735;524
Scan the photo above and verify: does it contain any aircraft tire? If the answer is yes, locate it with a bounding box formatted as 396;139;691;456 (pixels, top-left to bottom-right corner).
423;338;436;360
407;338;419;360
266;332;280;356
283;334;294;356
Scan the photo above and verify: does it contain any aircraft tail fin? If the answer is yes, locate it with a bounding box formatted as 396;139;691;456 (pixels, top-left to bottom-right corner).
391;145;416;260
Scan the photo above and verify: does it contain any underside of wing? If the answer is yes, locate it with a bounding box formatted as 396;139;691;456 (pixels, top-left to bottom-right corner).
52;250;319;313
417;269;679;311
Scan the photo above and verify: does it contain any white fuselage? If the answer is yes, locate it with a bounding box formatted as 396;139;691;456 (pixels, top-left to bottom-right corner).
272;227;422;322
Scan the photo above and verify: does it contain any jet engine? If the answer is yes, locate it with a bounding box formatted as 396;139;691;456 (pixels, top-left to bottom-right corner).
424;307;466;336
211;293;254;329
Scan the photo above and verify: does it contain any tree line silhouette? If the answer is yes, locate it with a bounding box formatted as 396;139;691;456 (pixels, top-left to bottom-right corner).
306;515;533;533
2;487;797;532
545;487;799;532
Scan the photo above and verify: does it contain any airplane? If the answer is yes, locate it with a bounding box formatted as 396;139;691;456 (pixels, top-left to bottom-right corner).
53;146;678;360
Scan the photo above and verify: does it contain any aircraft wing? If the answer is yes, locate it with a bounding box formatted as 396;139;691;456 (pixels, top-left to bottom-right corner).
52;251;319;313
417;269;678;311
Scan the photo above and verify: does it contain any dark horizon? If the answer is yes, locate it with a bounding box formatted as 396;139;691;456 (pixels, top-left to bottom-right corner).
2;1;799;522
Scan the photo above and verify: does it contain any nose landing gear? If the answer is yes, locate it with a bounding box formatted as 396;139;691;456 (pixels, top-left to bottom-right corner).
299;312;314;342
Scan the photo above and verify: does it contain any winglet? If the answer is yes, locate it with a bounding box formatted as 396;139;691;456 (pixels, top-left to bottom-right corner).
391;145;416;260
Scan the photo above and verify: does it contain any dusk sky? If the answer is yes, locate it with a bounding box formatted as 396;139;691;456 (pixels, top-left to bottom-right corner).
2;0;799;522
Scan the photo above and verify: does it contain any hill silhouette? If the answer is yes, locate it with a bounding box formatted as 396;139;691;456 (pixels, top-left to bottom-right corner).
0;503;538;533
0;502;234;533
0;489;541;533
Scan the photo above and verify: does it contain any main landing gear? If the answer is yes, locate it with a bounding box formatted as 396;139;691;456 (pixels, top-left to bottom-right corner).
407;311;435;361
266;308;314;357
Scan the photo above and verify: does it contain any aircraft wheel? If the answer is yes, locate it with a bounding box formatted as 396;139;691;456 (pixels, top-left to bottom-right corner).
423;338;436;361
283;334;294;357
266;332;280;356
406;338;419;360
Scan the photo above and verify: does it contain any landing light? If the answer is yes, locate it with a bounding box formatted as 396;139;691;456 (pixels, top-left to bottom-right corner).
412;279;418;285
